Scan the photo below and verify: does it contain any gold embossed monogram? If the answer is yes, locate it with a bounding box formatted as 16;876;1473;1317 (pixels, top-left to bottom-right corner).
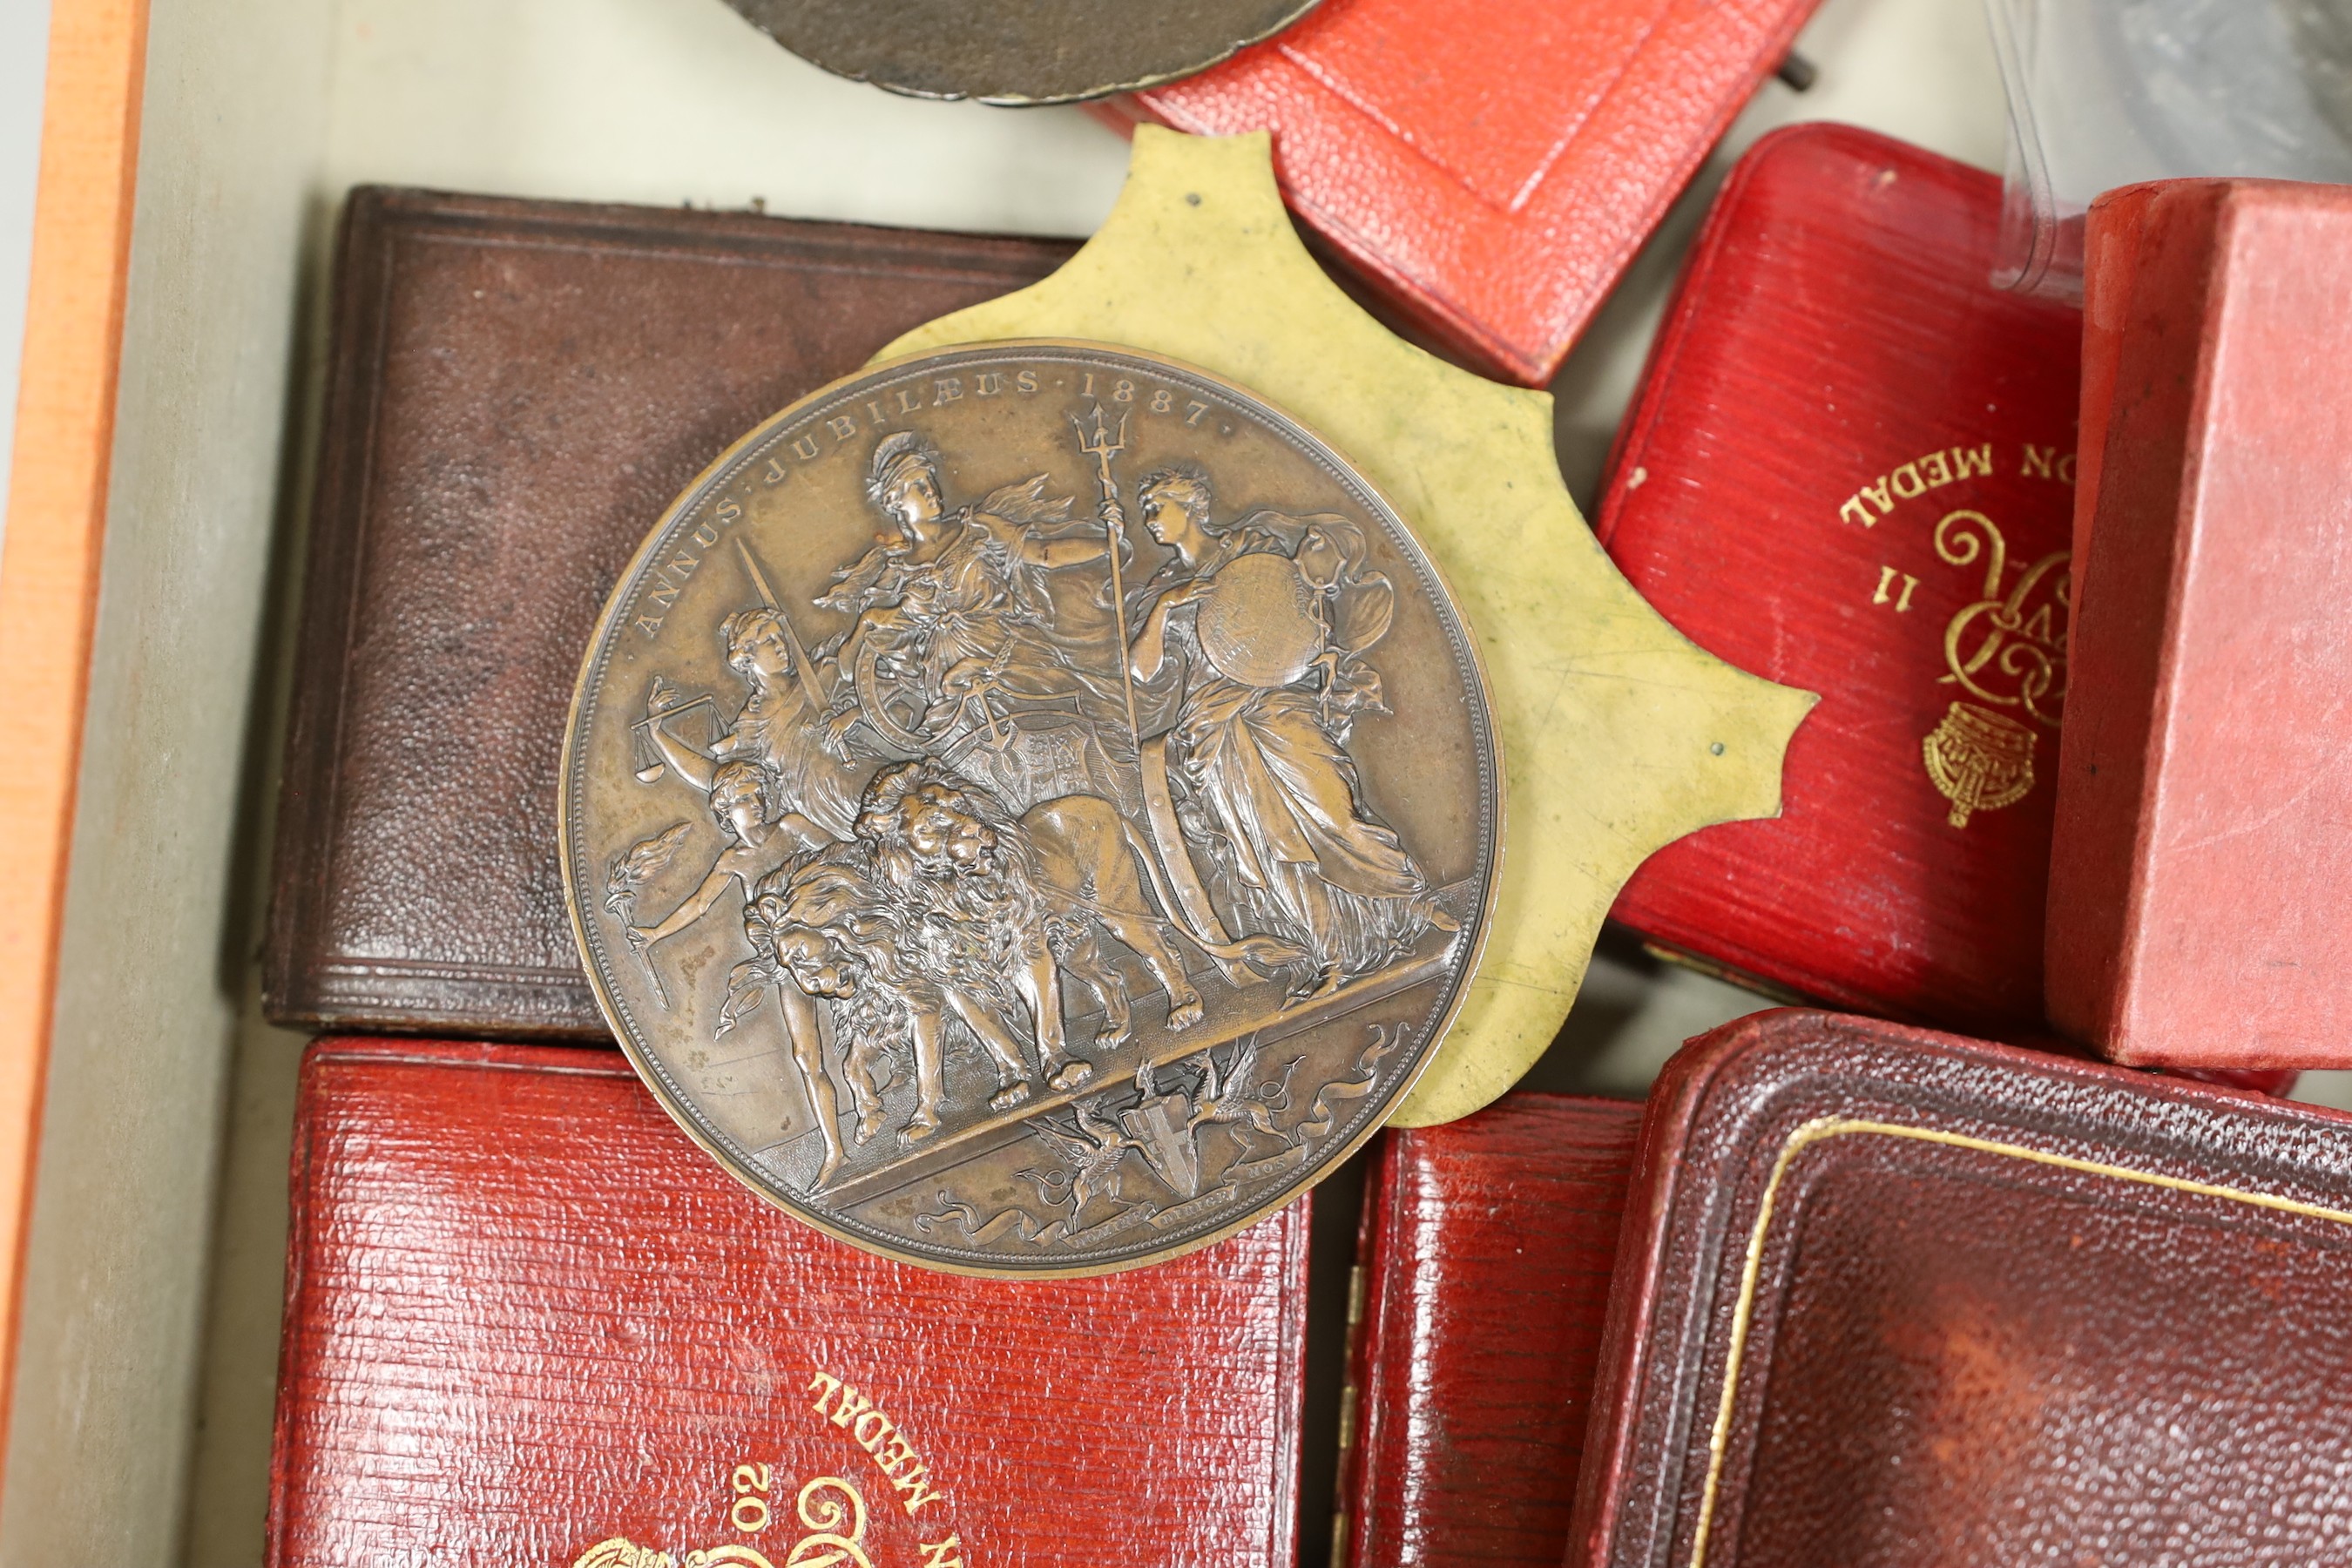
1922;508;2069;828
571;1477;881;1568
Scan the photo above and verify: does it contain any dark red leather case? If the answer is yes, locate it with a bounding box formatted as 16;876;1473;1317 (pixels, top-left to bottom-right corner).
267;1037;1308;1567
1571;1009;2352;1568
1593;125;2082;1038
1095;0;1822;385
2048;179;2352;1070
1338;1095;1639;1568
263;190;1072;1040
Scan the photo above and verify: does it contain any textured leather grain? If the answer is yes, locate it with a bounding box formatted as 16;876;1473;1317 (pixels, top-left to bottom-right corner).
2048;179;2352;1069
268;1037;1308;1567
1098;0;1822;384
1571;1010;2352;1568
263;190;1073;1038
1339;1095;1639;1568
1594;125;2082;1038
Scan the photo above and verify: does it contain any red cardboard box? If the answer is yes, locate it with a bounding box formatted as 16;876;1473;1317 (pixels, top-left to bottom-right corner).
1571;1010;2352;1568
1593;125;2082;1037
1338;1095;1639;1568
267;1037;1308;1567
1098;0;1821;384
2047;179;2352;1070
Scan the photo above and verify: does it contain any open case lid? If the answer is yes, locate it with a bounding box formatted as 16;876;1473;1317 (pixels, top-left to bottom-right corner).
1573;1008;2352;1568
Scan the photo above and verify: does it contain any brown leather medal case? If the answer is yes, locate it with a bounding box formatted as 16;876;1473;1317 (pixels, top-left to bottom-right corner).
264;189;1071;1038
1572;1009;2352;1568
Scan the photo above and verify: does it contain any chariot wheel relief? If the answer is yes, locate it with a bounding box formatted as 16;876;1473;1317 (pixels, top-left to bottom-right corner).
563;341;1501;1275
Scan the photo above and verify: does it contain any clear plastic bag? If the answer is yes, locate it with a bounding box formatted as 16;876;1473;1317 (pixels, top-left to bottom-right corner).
1986;0;2352;297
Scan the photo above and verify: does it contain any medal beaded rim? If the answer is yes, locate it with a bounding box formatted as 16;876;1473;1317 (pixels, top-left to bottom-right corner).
559;338;1504;1277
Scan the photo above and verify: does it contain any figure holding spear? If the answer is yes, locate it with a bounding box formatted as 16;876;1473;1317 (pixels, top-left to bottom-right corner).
734;537;834;713
634;543;868;846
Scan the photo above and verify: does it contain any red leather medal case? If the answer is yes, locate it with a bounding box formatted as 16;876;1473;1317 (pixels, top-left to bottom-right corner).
1339;1095;1640;1568
1571;1010;2352;1568
1094;0;1823;384
1594;125;2082;1037
2047;179;2352;1070
268;1038;1308;1567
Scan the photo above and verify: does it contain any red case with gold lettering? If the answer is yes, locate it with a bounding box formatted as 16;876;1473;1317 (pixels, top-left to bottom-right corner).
1570;1009;2352;1568
1093;0;1822;385
1338;1094;1640;1568
1592;124;2082;1037
266;1037;1308;1567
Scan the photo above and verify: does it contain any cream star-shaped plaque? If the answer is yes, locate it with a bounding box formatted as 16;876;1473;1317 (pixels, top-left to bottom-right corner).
878;128;1815;1125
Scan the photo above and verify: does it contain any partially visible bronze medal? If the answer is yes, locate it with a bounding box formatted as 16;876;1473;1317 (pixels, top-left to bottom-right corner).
563;341;1499;1275
715;0;1320;104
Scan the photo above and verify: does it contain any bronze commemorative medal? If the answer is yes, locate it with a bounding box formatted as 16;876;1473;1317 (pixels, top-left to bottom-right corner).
563;341;1499;1275
714;0;1321;105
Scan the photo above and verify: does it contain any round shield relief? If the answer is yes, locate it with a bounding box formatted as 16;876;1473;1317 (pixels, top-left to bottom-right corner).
1193;550;1324;688
562;340;1500;1275
719;0;1323;105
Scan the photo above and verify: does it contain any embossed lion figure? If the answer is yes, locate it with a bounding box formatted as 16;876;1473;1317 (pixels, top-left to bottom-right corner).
857;759;1213;1067
744;855;929;1146
751;758;1238;1152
